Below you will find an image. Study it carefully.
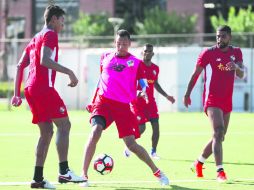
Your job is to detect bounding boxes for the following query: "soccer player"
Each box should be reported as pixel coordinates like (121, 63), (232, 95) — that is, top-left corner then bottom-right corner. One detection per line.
(125, 43), (175, 159)
(11, 5), (84, 189)
(183, 25), (244, 182)
(81, 30), (169, 187)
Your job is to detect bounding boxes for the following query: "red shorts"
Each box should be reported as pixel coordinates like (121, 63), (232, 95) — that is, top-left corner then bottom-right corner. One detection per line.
(90, 95), (140, 139)
(204, 100), (232, 115)
(24, 87), (68, 124)
(131, 98), (159, 125)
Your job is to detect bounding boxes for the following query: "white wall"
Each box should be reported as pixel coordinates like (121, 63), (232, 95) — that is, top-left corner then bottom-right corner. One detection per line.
(55, 46), (253, 112)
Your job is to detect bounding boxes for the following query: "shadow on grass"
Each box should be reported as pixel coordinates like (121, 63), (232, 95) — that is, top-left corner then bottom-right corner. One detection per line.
(226, 179), (254, 186)
(113, 185), (206, 190)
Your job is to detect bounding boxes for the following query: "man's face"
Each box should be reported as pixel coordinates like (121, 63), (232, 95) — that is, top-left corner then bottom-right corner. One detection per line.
(142, 46), (154, 61)
(115, 36), (130, 55)
(216, 30), (231, 49)
(53, 15), (64, 33)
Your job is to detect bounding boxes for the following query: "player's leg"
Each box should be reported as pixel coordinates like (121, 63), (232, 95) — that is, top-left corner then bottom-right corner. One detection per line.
(24, 88), (56, 188)
(31, 122), (55, 189)
(123, 136), (169, 185)
(207, 107), (228, 182)
(116, 101), (169, 185)
(53, 117), (70, 163)
(150, 119), (159, 158)
(35, 122), (54, 176)
(82, 116), (104, 178)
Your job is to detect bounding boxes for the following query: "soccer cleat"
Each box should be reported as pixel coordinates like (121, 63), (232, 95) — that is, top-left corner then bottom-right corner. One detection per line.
(123, 147), (131, 157)
(31, 179), (56, 189)
(191, 160), (204, 178)
(58, 170), (85, 183)
(150, 152), (160, 160)
(217, 170), (227, 182)
(79, 175), (89, 187)
(154, 170), (170, 185)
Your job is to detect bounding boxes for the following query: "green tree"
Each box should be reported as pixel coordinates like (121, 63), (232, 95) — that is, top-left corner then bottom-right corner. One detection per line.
(210, 6), (254, 47)
(72, 12), (114, 36)
(134, 6), (197, 45)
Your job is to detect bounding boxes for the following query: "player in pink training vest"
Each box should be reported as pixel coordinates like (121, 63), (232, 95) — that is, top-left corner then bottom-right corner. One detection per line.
(125, 43), (175, 159)
(183, 25), (245, 182)
(81, 30), (169, 187)
(11, 5), (84, 189)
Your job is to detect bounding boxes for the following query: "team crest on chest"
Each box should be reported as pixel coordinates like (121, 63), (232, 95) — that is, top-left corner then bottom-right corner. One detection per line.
(230, 55), (235, 61)
(127, 60), (134, 67)
(109, 63), (126, 72)
(153, 70), (157, 76)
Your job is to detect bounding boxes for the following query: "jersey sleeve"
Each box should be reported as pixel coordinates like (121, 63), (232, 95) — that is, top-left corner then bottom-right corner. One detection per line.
(235, 48), (243, 63)
(196, 48), (209, 68)
(42, 31), (58, 50)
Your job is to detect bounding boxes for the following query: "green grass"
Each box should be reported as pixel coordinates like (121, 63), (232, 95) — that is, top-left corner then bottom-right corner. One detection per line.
(0, 105), (254, 190)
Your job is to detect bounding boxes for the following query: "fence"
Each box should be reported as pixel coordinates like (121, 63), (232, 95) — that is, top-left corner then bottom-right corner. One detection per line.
(0, 33), (253, 112)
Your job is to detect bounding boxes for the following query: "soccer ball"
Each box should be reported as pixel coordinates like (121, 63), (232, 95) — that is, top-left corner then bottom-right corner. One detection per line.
(93, 154), (114, 175)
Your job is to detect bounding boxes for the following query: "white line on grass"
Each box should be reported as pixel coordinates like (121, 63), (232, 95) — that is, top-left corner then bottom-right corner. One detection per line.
(1, 178), (254, 186)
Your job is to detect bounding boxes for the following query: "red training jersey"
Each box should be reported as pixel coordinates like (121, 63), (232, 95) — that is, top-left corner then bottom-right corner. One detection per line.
(24, 27), (59, 91)
(137, 62), (159, 102)
(197, 45), (243, 113)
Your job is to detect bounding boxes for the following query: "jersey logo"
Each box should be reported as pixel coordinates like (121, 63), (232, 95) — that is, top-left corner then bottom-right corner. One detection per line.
(59, 106), (66, 114)
(230, 55), (236, 61)
(216, 58), (221, 62)
(217, 63), (230, 71)
(153, 70), (157, 75)
(109, 63), (126, 72)
(127, 60), (134, 67)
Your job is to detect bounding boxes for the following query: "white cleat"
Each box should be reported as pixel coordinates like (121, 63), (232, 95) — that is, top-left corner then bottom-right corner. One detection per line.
(79, 175), (89, 187)
(151, 152), (160, 160)
(156, 171), (170, 186)
(124, 148), (131, 158)
(31, 179), (56, 189)
(58, 170), (85, 183)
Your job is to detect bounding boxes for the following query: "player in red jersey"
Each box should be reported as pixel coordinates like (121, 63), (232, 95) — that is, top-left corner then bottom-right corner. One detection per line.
(11, 5), (84, 189)
(125, 44), (175, 159)
(183, 25), (245, 182)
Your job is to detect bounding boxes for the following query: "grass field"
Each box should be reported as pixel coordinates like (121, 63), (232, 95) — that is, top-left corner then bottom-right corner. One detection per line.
(0, 104), (253, 190)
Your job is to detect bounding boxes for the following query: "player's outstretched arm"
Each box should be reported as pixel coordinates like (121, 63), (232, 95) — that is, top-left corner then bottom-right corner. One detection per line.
(154, 80), (175, 104)
(183, 65), (203, 108)
(11, 51), (30, 107)
(41, 46), (78, 87)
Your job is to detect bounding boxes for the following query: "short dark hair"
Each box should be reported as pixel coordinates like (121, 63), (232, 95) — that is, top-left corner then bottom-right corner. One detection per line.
(44, 5), (65, 24)
(116, 29), (131, 40)
(217, 25), (231, 35)
(144, 43), (153, 49)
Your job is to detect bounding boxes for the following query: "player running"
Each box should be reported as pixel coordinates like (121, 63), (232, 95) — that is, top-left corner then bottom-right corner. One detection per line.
(124, 43), (175, 159)
(183, 25), (245, 182)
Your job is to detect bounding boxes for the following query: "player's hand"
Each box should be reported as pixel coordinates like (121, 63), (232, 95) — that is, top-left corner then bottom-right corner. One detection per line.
(68, 71), (78, 87)
(140, 91), (149, 104)
(167, 95), (175, 104)
(183, 95), (191, 108)
(11, 96), (22, 107)
(226, 61), (238, 71)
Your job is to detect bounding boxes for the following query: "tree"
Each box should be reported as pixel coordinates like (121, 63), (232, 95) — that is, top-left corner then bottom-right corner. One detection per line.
(134, 6), (197, 45)
(210, 6), (254, 47)
(72, 12), (114, 36)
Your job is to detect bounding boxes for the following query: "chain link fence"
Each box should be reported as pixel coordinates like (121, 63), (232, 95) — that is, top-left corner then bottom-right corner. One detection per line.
(0, 32), (253, 112)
